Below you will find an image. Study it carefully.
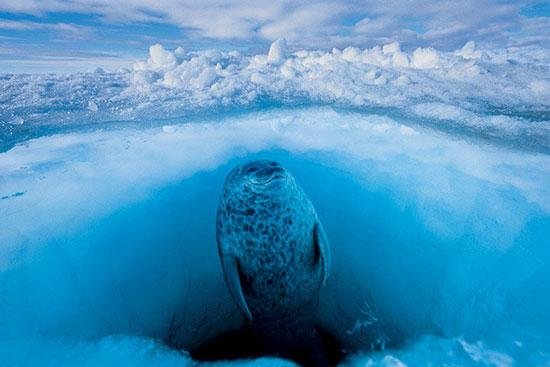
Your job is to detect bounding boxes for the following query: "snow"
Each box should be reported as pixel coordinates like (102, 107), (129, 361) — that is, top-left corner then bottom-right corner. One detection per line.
(1, 40), (548, 153)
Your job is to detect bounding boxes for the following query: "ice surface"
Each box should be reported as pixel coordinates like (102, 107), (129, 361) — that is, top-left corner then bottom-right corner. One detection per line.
(1, 40), (548, 153)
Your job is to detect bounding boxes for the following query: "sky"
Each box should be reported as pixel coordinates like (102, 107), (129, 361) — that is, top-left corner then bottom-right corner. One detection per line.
(0, 0), (548, 73)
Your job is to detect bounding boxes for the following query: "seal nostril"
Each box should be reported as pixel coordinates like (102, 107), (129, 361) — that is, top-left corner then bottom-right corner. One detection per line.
(241, 161), (286, 185)
(254, 167), (275, 180)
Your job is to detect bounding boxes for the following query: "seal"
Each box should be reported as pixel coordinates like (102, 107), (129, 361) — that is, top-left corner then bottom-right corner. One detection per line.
(216, 160), (331, 364)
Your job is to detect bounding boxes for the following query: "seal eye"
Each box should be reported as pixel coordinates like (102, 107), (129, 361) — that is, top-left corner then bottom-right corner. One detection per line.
(246, 167), (258, 173)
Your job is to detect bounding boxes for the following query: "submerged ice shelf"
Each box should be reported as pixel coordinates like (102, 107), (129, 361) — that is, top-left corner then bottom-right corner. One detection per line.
(1, 106), (549, 366)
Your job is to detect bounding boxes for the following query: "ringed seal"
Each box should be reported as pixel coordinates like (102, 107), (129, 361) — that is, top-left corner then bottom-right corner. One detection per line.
(216, 160), (331, 364)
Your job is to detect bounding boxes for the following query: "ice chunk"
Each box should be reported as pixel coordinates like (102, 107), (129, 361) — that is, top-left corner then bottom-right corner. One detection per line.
(342, 47), (361, 62)
(148, 44), (176, 69)
(382, 42), (401, 55)
(174, 46), (186, 57)
(192, 67), (217, 89)
(456, 41), (482, 59)
(411, 47), (440, 69)
(87, 101), (98, 112)
(267, 38), (288, 65)
(391, 51), (409, 67)
(8, 117), (24, 125)
(529, 79), (550, 95)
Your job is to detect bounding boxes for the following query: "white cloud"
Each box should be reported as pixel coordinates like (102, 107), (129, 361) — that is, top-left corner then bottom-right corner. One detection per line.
(511, 15), (550, 47)
(0, 19), (93, 39)
(0, 0), (546, 49)
(259, 2), (346, 41)
(354, 16), (400, 36)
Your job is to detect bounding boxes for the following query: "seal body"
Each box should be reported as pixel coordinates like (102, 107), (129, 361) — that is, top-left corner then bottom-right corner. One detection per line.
(216, 160), (330, 354)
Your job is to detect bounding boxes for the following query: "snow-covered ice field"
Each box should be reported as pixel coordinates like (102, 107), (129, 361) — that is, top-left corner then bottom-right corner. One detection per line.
(1, 40), (549, 366)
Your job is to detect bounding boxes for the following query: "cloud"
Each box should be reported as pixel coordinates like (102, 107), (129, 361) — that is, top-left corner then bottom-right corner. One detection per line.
(0, 19), (94, 39)
(0, 0), (547, 49)
(258, 2), (346, 41)
(512, 15), (550, 47)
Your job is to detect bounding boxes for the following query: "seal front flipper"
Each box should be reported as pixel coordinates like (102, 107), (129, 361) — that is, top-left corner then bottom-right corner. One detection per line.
(313, 221), (331, 286)
(220, 254), (253, 322)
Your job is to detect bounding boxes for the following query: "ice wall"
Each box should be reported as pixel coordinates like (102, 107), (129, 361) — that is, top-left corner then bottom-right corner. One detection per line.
(1, 107), (549, 365)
